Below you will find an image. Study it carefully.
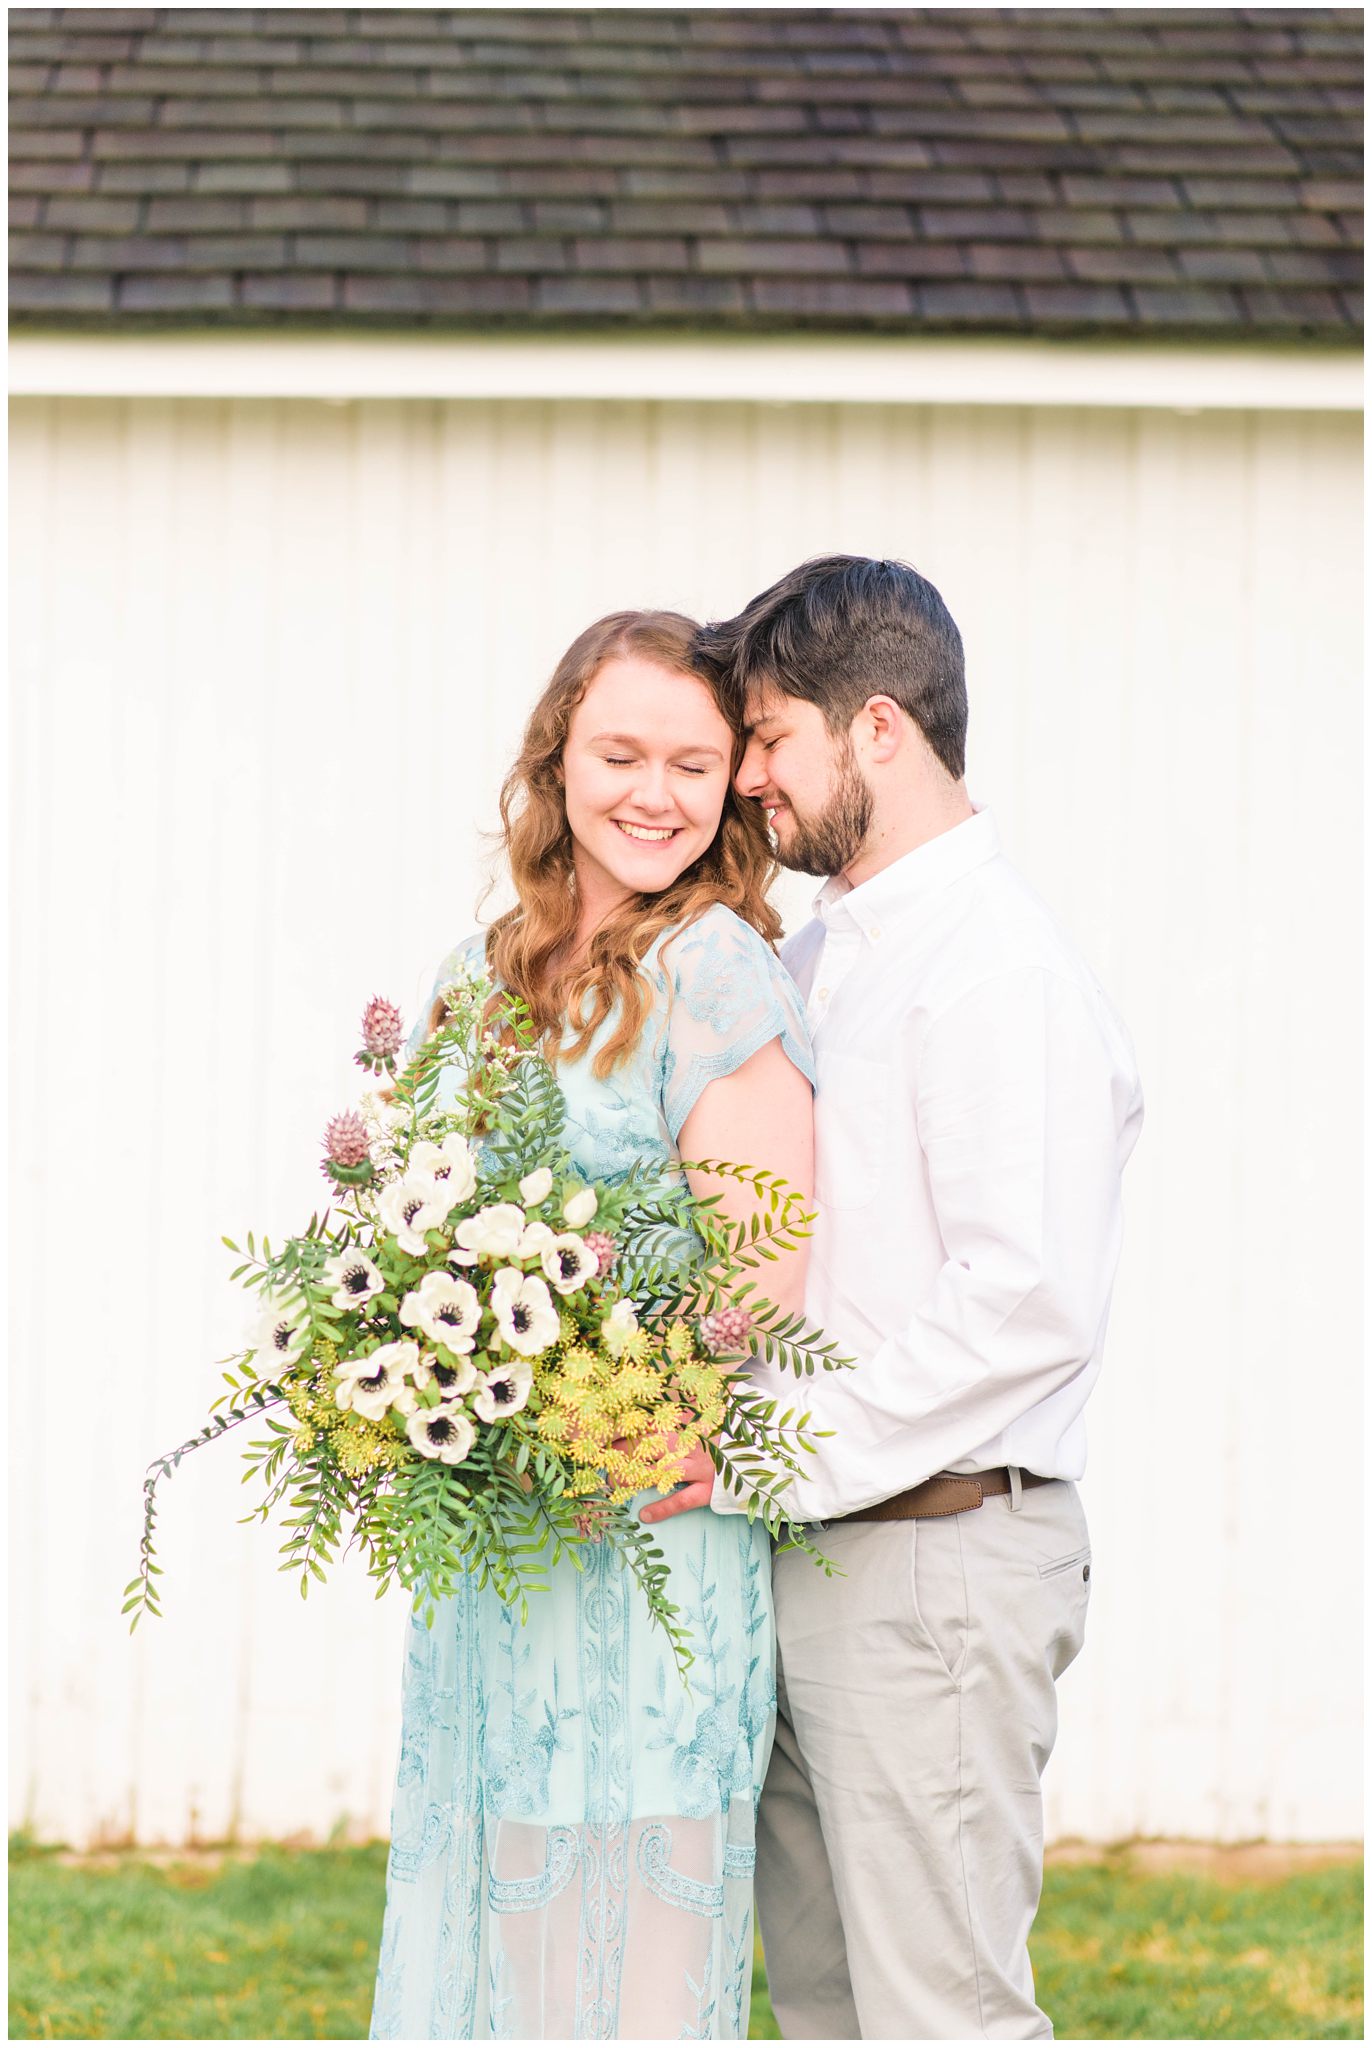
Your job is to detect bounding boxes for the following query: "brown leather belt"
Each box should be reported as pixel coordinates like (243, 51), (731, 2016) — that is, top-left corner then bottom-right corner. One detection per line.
(829, 1468), (1056, 1523)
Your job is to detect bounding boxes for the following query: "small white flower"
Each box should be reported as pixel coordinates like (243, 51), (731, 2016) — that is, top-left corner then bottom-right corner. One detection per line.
(517, 1219), (557, 1261)
(541, 1232), (599, 1297)
(410, 1133), (477, 1208)
(399, 1271), (481, 1355)
(453, 1202), (526, 1261)
(321, 1248), (384, 1313)
(491, 1267), (560, 1356)
(358, 1089), (408, 1170)
(472, 1359), (534, 1424)
(413, 1348), (478, 1400)
(518, 1166), (554, 1206)
(334, 1339), (419, 1422)
(406, 1401), (476, 1465)
(563, 1187), (599, 1229)
(601, 1298), (639, 1359)
(377, 1174), (450, 1256)
(252, 1292), (310, 1371)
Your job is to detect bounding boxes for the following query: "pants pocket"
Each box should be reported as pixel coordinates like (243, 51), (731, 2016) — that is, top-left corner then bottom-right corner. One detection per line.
(1037, 1544), (1092, 1582)
(908, 1520), (968, 1685)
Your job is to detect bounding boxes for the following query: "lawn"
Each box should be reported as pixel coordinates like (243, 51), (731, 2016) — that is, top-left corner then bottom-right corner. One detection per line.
(8, 1838), (1363, 2041)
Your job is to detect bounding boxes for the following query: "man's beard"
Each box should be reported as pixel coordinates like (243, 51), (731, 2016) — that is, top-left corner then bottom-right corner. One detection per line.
(773, 740), (874, 877)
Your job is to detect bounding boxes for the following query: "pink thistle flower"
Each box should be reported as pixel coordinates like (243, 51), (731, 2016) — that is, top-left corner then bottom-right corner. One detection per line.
(360, 995), (405, 1060)
(324, 1109), (370, 1168)
(583, 1231), (617, 1277)
(699, 1304), (753, 1354)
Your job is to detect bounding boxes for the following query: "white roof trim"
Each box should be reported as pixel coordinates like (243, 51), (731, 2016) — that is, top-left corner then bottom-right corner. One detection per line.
(8, 331), (1362, 411)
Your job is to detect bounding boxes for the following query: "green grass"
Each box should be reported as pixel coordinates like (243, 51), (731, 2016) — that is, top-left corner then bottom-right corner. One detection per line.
(8, 1839), (1363, 2040)
(1031, 1860), (1363, 2041)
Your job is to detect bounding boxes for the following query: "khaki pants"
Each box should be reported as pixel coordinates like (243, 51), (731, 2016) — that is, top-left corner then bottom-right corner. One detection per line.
(756, 1479), (1091, 2040)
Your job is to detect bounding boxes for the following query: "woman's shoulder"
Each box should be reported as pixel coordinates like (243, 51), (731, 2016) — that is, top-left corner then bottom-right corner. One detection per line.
(651, 902), (781, 986)
(424, 930), (489, 991)
(407, 932), (489, 1044)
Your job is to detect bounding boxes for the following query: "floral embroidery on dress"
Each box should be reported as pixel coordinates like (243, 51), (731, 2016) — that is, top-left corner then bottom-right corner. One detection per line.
(680, 1949), (718, 2042)
(369, 902), (812, 2040)
(484, 1607), (580, 1818)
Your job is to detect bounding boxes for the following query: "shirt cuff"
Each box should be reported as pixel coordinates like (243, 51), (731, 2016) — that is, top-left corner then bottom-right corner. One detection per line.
(709, 1469), (748, 1517)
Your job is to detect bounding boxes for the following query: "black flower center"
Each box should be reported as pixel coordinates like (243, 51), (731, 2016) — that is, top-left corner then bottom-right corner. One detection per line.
(402, 1198), (424, 1226)
(272, 1324), (295, 1351)
(344, 1265), (371, 1295)
(428, 1417), (454, 1443)
(511, 1305), (531, 1333)
(488, 1376), (516, 1404)
(557, 1249), (580, 1278)
(432, 1362), (458, 1389)
(438, 1305), (463, 1327)
(359, 1368), (387, 1394)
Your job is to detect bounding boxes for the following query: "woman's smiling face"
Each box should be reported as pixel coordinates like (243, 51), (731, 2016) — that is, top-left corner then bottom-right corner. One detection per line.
(561, 655), (734, 919)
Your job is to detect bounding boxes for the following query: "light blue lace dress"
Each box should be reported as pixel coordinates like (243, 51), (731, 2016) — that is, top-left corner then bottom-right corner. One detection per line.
(370, 903), (814, 2042)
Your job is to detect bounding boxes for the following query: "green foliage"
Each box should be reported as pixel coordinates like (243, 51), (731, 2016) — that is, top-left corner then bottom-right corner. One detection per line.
(123, 1388), (287, 1631)
(128, 975), (854, 1682)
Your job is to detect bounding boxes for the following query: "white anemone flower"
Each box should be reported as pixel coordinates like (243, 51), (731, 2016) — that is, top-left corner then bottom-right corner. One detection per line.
(335, 1340), (419, 1422)
(472, 1359), (534, 1424)
(399, 1271), (481, 1355)
(321, 1248), (385, 1313)
(377, 1174), (450, 1256)
(410, 1133), (477, 1208)
(601, 1298), (639, 1359)
(517, 1219), (557, 1261)
(406, 1402), (476, 1465)
(563, 1187), (599, 1229)
(541, 1232), (599, 1297)
(413, 1348), (478, 1400)
(518, 1166), (554, 1206)
(253, 1292), (310, 1371)
(491, 1267), (560, 1357)
(452, 1202), (526, 1261)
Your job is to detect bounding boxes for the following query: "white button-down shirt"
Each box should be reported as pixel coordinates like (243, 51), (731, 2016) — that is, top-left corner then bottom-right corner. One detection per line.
(713, 806), (1144, 1523)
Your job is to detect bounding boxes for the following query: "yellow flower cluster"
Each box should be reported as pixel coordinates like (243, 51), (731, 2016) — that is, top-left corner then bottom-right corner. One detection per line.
(328, 1413), (408, 1478)
(281, 1344), (409, 1479)
(535, 1319), (732, 1506)
(285, 1367), (334, 1426)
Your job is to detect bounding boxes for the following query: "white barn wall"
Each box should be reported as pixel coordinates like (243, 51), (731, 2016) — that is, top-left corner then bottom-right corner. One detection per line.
(9, 393), (1361, 1846)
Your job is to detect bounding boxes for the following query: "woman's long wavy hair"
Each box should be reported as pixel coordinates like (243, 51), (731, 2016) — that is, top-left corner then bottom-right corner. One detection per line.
(477, 610), (781, 1079)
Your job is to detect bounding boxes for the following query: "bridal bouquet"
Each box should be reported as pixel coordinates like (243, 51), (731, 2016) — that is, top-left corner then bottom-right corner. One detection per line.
(125, 965), (847, 1676)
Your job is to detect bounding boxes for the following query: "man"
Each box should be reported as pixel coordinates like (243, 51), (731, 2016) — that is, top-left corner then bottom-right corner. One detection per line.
(642, 556), (1144, 2039)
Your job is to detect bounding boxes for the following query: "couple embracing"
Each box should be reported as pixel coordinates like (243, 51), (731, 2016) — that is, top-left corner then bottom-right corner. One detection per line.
(369, 555), (1144, 2042)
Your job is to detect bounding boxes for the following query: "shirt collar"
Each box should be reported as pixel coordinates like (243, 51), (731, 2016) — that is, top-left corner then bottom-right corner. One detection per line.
(813, 804), (1000, 939)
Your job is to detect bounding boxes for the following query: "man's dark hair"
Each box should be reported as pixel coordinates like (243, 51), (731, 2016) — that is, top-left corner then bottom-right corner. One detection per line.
(701, 554), (967, 779)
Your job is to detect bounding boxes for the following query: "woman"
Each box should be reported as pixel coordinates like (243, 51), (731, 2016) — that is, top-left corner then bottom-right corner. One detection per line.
(370, 611), (816, 2041)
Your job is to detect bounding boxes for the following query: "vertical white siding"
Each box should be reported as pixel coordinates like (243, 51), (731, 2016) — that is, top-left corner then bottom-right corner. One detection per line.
(8, 394), (1361, 1846)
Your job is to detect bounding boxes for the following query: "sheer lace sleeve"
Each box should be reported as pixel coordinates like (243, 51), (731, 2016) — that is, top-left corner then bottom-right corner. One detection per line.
(405, 932), (487, 1061)
(655, 906), (815, 1144)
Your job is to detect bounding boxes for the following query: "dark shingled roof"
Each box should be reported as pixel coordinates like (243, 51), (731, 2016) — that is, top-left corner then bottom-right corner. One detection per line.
(9, 7), (1363, 335)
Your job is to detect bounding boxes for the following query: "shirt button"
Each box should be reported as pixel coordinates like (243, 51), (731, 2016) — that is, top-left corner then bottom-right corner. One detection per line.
(817, 987), (830, 1001)
(1083, 1564), (1091, 1583)
(870, 925), (882, 940)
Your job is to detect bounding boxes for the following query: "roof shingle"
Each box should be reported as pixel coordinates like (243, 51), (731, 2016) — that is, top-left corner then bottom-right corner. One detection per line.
(8, 6), (1363, 334)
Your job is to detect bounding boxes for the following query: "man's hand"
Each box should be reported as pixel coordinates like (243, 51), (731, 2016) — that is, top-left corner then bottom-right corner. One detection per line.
(638, 1444), (715, 1524)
